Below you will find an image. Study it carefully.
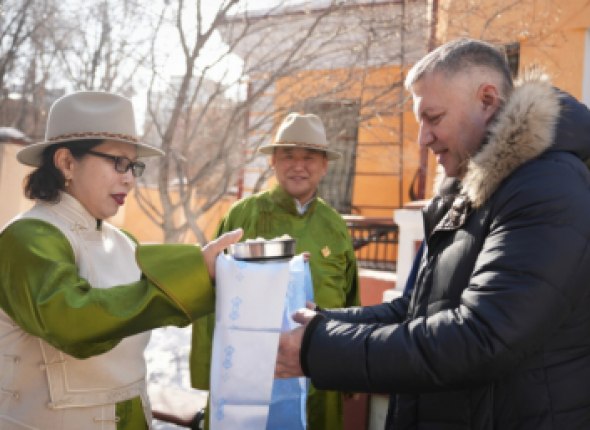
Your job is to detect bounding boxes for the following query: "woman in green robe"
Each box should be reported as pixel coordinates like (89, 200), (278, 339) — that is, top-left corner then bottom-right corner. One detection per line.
(0, 91), (241, 430)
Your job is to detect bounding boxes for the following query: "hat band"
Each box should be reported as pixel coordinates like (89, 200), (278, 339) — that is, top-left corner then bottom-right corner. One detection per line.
(274, 140), (331, 152)
(48, 131), (139, 143)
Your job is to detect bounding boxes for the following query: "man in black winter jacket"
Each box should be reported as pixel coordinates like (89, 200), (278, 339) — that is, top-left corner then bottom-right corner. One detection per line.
(275, 37), (590, 429)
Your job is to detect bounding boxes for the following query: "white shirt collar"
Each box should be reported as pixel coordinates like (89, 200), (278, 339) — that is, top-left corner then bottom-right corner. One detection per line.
(294, 195), (315, 215)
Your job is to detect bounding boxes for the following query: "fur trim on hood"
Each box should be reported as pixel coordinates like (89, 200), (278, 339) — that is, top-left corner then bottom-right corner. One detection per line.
(459, 78), (561, 207)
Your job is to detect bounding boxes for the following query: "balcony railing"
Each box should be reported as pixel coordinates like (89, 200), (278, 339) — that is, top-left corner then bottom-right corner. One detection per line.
(343, 215), (398, 272)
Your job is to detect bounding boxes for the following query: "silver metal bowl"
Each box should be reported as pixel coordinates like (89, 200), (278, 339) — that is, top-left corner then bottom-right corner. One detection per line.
(229, 237), (296, 261)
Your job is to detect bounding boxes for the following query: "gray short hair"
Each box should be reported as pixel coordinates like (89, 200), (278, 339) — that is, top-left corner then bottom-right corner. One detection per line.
(405, 38), (514, 98)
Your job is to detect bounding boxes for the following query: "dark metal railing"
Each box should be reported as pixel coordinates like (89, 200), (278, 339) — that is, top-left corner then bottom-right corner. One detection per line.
(343, 215), (398, 272)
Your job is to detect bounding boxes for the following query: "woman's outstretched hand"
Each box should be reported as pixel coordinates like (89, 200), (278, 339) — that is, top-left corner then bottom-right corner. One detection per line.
(202, 228), (243, 279)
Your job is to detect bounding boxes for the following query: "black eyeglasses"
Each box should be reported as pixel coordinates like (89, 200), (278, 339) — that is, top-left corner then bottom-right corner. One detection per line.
(86, 150), (146, 178)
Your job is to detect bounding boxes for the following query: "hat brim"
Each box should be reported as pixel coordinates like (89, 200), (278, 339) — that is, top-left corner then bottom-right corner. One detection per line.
(258, 143), (341, 161)
(17, 136), (164, 167)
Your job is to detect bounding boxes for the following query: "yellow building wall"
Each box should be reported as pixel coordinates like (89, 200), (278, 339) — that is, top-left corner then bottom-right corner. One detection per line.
(0, 144), (33, 228)
(120, 187), (235, 244)
(120, 0), (589, 242)
(274, 65), (433, 217)
(438, 0), (590, 98)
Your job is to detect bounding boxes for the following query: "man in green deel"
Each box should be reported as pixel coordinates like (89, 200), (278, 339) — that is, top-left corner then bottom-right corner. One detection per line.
(190, 112), (360, 429)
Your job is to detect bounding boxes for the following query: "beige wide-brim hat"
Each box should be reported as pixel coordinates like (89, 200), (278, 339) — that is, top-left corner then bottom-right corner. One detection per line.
(258, 112), (341, 160)
(17, 91), (164, 167)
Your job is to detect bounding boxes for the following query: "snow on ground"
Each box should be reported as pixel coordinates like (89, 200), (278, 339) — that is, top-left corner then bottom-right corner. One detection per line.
(145, 325), (205, 429)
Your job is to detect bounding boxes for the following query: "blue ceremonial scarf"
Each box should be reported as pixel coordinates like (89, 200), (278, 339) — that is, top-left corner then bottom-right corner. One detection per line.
(266, 257), (313, 430)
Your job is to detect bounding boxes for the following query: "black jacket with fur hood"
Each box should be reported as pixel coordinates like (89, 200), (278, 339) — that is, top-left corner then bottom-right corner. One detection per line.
(300, 78), (590, 429)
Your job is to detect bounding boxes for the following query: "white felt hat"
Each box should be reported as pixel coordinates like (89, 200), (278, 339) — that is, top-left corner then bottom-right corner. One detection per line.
(17, 91), (164, 167)
(258, 112), (341, 160)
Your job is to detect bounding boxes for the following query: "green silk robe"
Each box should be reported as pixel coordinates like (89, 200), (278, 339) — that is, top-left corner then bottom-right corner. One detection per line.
(0, 217), (215, 429)
(191, 185), (359, 430)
